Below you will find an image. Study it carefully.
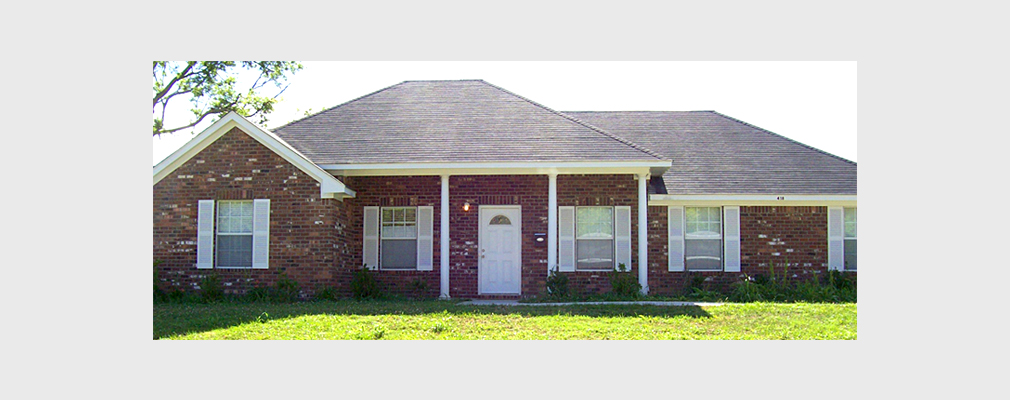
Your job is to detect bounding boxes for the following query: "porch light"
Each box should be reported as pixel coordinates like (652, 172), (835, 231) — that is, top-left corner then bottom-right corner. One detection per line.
(463, 202), (470, 212)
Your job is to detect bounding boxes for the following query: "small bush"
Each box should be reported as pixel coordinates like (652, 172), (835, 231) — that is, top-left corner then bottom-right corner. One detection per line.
(729, 265), (857, 303)
(153, 260), (168, 303)
(315, 285), (339, 301)
(410, 278), (430, 299)
(610, 263), (641, 298)
(199, 273), (224, 303)
(351, 265), (381, 300)
(274, 273), (301, 302)
(241, 273), (301, 303)
(545, 266), (570, 299)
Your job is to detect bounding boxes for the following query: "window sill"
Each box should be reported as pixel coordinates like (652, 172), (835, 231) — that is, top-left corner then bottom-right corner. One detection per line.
(380, 267), (420, 271)
(215, 266), (255, 269)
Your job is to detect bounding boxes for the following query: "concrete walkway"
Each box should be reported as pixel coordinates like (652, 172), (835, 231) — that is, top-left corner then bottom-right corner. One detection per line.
(456, 300), (723, 306)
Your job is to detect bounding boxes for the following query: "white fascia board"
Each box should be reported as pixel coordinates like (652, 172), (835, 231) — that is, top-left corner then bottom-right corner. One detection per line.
(321, 161), (672, 177)
(649, 194), (856, 207)
(153, 112), (355, 200)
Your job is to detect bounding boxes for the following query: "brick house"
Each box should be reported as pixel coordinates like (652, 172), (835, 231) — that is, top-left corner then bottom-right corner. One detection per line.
(153, 80), (857, 299)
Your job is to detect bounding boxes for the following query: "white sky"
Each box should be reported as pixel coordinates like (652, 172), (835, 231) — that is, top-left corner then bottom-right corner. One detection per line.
(152, 61), (856, 165)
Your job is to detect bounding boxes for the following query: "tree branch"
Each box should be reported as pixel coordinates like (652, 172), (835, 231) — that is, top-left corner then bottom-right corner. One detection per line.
(152, 62), (196, 107)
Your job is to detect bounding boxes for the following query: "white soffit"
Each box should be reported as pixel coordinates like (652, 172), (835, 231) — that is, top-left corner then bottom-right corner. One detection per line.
(649, 194), (856, 207)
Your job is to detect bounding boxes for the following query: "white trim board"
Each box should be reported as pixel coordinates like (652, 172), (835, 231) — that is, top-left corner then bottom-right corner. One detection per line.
(649, 194), (856, 207)
(320, 161), (670, 177)
(153, 112), (355, 200)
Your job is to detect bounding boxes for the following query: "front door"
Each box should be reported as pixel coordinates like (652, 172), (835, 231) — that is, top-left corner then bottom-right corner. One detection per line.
(479, 206), (522, 294)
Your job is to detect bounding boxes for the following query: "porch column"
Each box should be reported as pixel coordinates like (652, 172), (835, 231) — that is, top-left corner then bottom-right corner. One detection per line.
(638, 173), (649, 295)
(547, 173), (558, 275)
(440, 174), (450, 299)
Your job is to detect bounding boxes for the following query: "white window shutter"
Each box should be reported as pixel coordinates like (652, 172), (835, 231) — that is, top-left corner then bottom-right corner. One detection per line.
(827, 206), (844, 271)
(416, 206), (434, 271)
(197, 200), (215, 269)
(558, 206), (575, 272)
(614, 206), (632, 270)
(251, 199), (270, 269)
(668, 206), (685, 271)
(363, 207), (380, 270)
(724, 206), (741, 272)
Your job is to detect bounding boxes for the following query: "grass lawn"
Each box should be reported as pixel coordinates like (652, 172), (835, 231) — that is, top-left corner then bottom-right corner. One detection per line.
(153, 300), (856, 340)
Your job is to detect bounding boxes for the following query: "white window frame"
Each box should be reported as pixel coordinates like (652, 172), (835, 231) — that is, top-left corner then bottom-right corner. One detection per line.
(844, 207), (857, 271)
(379, 206), (418, 270)
(215, 200), (254, 269)
(575, 206), (615, 271)
(685, 206), (724, 271)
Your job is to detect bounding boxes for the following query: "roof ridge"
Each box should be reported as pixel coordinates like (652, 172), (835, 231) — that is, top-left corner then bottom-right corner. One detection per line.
(271, 80), (410, 131)
(564, 110), (715, 114)
(401, 79), (485, 83)
(708, 111), (856, 165)
(478, 80), (670, 161)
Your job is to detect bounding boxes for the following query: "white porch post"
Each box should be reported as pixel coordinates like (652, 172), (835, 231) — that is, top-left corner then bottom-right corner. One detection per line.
(547, 173), (558, 275)
(638, 173), (649, 295)
(440, 174), (450, 299)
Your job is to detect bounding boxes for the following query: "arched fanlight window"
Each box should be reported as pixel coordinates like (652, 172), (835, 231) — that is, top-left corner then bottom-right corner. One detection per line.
(489, 215), (512, 225)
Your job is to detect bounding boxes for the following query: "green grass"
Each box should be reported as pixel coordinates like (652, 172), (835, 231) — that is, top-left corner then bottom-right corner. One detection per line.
(154, 300), (856, 340)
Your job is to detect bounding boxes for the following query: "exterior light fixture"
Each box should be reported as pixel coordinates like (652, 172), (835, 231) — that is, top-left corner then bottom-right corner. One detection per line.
(463, 202), (470, 212)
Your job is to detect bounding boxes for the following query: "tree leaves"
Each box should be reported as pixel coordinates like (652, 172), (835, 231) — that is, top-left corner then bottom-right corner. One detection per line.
(152, 61), (302, 136)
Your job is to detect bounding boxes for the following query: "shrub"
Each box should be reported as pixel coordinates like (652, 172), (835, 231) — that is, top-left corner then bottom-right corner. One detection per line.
(199, 273), (224, 303)
(242, 273), (301, 303)
(315, 285), (339, 301)
(410, 278), (430, 299)
(153, 260), (168, 303)
(545, 266), (570, 299)
(610, 263), (641, 298)
(351, 265), (381, 300)
(683, 272), (706, 297)
(273, 273), (301, 302)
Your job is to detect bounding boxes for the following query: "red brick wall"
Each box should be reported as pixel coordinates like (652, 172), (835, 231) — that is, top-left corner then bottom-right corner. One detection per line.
(648, 205), (841, 295)
(340, 176), (442, 298)
(555, 174), (640, 296)
(447, 175), (549, 298)
(153, 127), (344, 298)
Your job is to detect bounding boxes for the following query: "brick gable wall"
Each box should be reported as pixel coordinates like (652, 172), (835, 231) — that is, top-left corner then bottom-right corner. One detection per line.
(153, 127), (342, 298)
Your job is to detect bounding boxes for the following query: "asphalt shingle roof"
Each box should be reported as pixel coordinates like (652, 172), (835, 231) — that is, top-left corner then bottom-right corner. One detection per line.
(273, 80), (666, 164)
(565, 111), (857, 195)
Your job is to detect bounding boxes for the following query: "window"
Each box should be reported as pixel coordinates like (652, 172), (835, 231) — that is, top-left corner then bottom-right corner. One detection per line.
(576, 207), (614, 270)
(685, 207), (722, 271)
(380, 207), (417, 269)
(216, 200), (254, 268)
(844, 208), (857, 271)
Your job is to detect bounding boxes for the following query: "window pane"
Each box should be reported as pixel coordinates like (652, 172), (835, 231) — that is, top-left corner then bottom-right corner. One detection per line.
(844, 240), (857, 271)
(489, 215), (512, 225)
(577, 207), (613, 238)
(218, 201), (253, 234)
(382, 224), (417, 239)
(577, 239), (613, 270)
(686, 207), (721, 237)
(381, 239), (417, 269)
(844, 208), (857, 238)
(686, 239), (722, 271)
(217, 235), (252, 267)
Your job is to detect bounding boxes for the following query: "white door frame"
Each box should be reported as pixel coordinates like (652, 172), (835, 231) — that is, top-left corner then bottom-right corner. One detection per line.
(478, 205), (522, 295)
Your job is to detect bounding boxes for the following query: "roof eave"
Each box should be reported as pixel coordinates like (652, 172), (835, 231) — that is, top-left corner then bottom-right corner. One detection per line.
(153, 112), (355, 200)
(320, 160), (672, 177)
